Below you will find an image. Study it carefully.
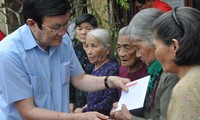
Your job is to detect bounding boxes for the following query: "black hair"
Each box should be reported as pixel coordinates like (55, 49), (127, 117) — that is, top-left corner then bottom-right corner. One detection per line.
(23, 0), (70, 28)
(152, 7), (200, 66)
(75, 13), (98, 28)
(135, 0), (147, 4)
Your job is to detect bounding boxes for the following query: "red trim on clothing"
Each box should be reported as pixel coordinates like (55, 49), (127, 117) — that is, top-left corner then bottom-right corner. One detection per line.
(153, 0), (172, 12)
(0, 31), (6, 41)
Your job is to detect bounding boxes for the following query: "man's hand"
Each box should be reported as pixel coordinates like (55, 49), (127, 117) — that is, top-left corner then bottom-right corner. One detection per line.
(107, 76), (130, 92)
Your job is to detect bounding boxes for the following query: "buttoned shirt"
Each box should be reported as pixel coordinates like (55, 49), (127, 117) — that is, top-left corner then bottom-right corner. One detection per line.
(0, 24), (84, 120)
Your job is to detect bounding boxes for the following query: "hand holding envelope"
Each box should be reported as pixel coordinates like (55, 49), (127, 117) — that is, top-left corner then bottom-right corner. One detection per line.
(115, 75), (150, 111)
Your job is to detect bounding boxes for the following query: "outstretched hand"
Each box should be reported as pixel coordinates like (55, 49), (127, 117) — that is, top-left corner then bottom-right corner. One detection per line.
(107, 76), (130, 92)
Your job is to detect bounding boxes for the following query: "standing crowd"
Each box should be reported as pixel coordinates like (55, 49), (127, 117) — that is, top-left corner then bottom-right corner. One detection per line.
(0, 0), (200, 120)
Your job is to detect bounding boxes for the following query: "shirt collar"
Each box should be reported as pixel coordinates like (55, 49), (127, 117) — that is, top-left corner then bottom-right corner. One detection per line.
(21, 24), (38, 50)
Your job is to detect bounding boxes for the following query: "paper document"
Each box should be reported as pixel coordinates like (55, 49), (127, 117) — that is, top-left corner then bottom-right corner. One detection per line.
(115, 75), (150, 111)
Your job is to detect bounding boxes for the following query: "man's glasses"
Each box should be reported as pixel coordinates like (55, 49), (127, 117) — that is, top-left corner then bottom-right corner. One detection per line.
(41, 24), (68, 35)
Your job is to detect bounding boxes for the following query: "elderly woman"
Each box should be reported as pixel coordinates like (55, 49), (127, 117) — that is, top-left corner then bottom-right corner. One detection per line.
(152, 7), (200, 120)
(110, 8), (179, 120)
(117, 26), (147, 117)
(74, 28), (119, 115)
(117, 26), (147, 82)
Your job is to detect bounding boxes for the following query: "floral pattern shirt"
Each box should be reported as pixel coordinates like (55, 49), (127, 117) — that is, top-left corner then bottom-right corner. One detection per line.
(168, 66), (200, 120)
(82, 60), (119, 115)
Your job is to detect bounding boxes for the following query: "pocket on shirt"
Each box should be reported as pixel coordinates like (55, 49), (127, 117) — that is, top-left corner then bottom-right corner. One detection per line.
(29, 74), (43, 97)
(60, 61), (70, 85)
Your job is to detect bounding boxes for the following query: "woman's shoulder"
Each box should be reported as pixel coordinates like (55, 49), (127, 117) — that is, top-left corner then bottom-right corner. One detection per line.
(100, 60), (119, 76)
(159, 72), (179, 87)
(107, 59), (119, 68)
(161, 72), (179, 80)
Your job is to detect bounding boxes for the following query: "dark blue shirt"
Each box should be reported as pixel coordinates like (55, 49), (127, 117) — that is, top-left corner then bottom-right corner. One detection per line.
(82, 60), (119, 115)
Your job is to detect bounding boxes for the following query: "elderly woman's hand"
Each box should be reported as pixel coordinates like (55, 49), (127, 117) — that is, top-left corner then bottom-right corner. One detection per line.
(110, 104), (132, 120)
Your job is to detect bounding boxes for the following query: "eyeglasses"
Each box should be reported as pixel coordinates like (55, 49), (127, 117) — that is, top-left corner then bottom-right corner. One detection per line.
(172, 7), (184, 31)
(41, 24), (68, 35)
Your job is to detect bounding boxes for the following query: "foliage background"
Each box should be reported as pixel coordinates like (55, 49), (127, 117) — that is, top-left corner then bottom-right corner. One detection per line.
(69, 0), (130, 56)
(0, 0), (131, 57)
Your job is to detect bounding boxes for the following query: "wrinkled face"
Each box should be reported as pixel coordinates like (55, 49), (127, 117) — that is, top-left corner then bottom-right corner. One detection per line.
(31, 13), (70, 51)
(117, 35), (139, 67)
(133, 40), (155, 66)
(152, 39), (178, 73)
(85, 35), (109, 65)
(76, 22), (93, 43)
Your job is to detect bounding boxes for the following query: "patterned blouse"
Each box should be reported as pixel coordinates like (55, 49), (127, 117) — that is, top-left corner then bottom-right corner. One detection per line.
(82, 59), (119, 115)
(168, 66), (200, 120)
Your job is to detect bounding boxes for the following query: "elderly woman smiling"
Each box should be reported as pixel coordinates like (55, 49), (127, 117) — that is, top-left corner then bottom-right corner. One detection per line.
(74, 28), (119, 115)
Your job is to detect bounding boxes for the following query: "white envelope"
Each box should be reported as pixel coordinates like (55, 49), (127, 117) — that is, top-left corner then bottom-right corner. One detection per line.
(115, 75), (150, 111)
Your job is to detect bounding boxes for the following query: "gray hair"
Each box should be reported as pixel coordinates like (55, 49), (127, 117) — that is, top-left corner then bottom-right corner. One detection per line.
(127, 8), (163, 46)
(118, 26), (128, 35)
(152, 7), (200, 66)
(87, 28), (111, 49)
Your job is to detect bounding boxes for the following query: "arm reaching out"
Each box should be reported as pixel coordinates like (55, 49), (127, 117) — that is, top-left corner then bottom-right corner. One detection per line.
(71, 74), (130, 92)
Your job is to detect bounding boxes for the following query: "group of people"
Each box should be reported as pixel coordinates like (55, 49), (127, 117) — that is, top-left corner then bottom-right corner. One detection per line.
(0, 0), (200, 120)
(110, 8), (179, 120)
(70, 14), (120, 115)
(110, 3), (200, 120)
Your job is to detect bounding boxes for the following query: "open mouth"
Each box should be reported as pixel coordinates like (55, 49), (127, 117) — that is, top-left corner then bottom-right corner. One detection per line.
(120, 60), (128, 64)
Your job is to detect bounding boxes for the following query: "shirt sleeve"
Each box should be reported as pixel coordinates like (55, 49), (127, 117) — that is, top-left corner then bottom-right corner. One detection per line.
(62, 34), (84, 77)
(0, 50), (33, 104)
